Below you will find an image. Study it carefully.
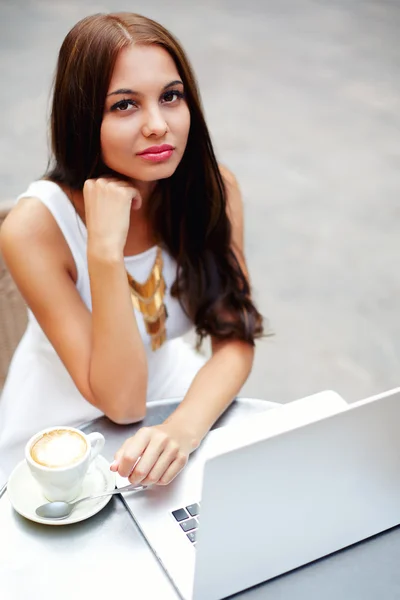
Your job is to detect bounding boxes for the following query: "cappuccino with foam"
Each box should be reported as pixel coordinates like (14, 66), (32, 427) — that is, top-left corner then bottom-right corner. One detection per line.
(30, 429), (88, 468)
(26, 426), (105, 501)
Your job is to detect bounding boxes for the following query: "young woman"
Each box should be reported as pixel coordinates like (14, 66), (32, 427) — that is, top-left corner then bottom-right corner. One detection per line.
(0, 13), (266, 486)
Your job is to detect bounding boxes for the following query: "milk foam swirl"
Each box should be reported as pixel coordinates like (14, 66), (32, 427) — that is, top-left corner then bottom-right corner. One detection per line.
(30, 430), (87, 468)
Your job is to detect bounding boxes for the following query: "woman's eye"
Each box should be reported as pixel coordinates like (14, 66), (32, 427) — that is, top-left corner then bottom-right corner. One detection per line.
(161, 90), (184, 104)
(111, 99), (137, 112)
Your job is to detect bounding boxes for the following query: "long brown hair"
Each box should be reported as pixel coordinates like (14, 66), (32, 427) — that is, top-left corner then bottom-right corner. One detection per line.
(46, 13), (264, 344)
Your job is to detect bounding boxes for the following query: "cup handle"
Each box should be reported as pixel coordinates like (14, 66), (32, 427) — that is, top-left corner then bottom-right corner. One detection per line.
(86, 432), (105, 463)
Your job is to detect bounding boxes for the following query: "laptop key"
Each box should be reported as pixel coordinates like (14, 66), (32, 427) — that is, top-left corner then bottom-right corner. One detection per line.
(187, 531), (197, 543)
(186, 503), (200, 517)
(172, 508), (189, 522)
(180, 518), (197, 532)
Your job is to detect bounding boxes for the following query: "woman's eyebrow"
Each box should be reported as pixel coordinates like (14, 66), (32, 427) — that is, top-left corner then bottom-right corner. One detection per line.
(107, 80), (184, 97)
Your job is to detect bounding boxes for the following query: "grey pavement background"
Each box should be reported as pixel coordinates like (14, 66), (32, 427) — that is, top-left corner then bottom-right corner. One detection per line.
(0, 0), (399, 404)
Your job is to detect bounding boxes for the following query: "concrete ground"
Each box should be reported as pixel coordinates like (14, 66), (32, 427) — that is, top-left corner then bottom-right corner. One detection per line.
(0, 0), (399, 404)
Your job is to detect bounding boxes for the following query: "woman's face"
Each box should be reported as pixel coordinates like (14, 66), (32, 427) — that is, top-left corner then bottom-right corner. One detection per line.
(101, 44), (191, 184)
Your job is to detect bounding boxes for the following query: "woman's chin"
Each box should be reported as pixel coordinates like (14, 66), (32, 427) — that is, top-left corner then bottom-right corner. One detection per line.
(124, 164), (179, 182)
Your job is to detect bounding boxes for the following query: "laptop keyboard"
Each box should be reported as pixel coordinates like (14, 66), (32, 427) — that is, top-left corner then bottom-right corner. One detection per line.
(171, 502), (200, 547)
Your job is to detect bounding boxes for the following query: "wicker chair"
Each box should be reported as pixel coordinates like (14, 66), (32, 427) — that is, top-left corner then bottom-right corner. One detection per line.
(0, 200), (28, 389)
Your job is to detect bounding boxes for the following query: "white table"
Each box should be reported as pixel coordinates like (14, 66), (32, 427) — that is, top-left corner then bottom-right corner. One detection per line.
(2, 398), (400, 600)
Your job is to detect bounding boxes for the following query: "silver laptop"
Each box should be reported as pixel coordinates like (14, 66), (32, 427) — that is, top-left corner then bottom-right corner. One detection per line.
(117, 387), (400, 600)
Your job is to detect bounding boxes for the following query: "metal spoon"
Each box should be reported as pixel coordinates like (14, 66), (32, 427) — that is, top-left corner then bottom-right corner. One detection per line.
(35, 483), (147, 520)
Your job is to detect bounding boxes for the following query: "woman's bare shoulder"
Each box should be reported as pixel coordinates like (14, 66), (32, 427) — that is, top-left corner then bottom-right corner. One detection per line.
(218, 163), (239, 188)
(2, 196), (65, 245)
(0, 196), (75, 275)
(218, 164), (243, 217)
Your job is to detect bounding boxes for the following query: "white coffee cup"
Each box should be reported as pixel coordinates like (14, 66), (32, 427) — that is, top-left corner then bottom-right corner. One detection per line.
(25, 426), (105, 502)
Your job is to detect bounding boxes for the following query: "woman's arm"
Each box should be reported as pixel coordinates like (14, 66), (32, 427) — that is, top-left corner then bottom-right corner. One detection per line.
(85, 248), (148, 423)
(84, 178), (148, 422)
(163, 339), (254, 447)
(0, 181), (147, 424)
(111, 168), (256, 483)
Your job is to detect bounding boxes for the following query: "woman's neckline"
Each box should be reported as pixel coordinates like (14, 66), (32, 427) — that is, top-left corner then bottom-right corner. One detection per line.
(39, 179), (158, 261)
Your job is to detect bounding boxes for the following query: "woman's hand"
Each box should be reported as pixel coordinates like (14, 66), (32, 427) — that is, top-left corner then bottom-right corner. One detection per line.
(110, 423), (198, 486)
(83, 177), (142, 258)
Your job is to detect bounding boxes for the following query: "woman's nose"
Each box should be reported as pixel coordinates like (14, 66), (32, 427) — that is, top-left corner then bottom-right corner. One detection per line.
(141, 107), (168, 138)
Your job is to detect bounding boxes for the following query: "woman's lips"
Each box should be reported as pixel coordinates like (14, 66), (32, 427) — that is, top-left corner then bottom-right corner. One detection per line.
(138, 149), (174, 162)
(137, 144), (174, 163)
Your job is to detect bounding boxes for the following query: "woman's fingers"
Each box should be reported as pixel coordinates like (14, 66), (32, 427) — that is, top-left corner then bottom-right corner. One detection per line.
(83, 177), (142, 255)
(131, 190), (142, 210)
(115, 428), (152, 478)
(114, 427), (174, 483)
(158, 453), (189, 486)
(140, 443), (180, 486)
(110, 425), (191, 486)
(127, 433), (175, 485)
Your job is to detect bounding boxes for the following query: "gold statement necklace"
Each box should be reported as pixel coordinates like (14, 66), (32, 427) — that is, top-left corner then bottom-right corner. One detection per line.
(126, 246), (168, 351)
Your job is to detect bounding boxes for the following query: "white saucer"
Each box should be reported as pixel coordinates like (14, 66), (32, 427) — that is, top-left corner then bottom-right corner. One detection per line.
(7, 455), (115, 526)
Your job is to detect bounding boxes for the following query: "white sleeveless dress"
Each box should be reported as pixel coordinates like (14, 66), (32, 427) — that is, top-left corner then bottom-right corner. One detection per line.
(0, 180), (206, 482)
